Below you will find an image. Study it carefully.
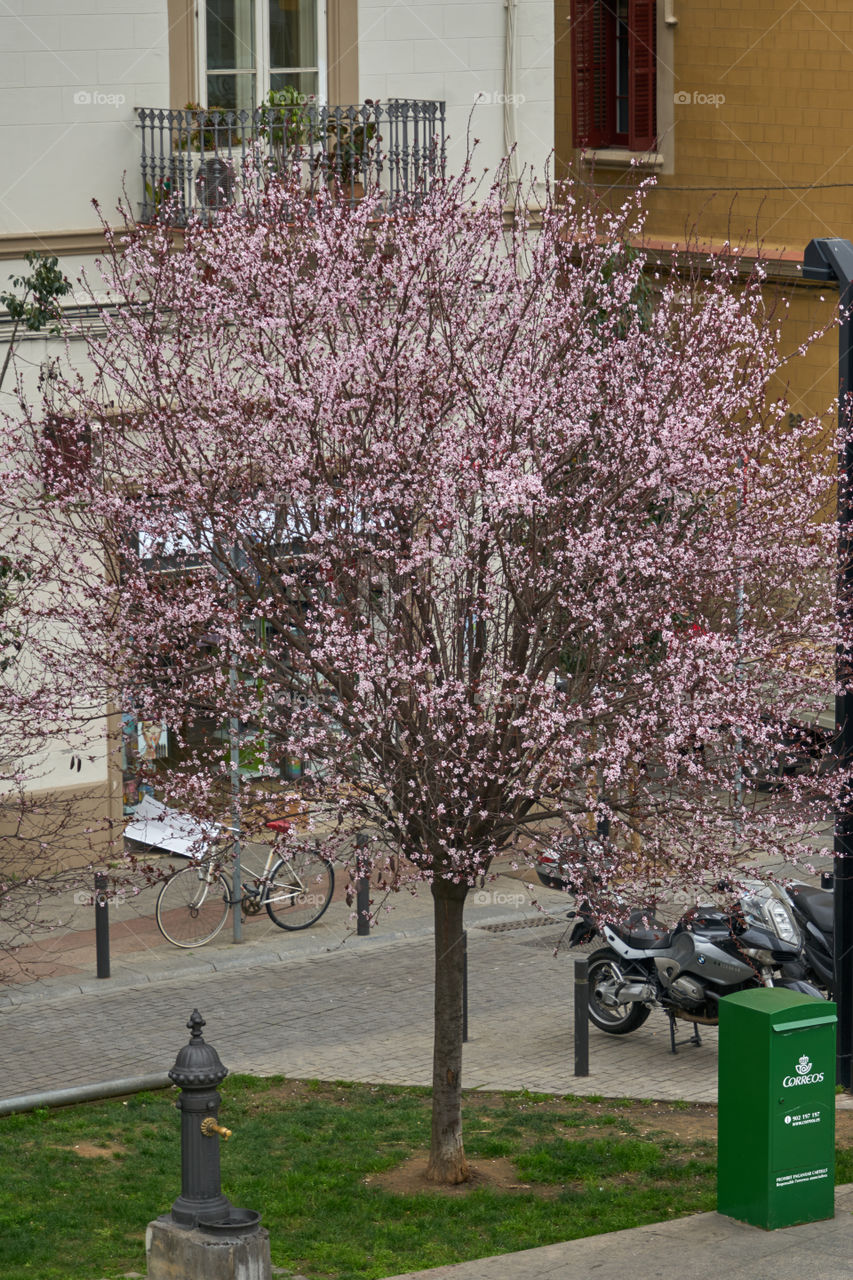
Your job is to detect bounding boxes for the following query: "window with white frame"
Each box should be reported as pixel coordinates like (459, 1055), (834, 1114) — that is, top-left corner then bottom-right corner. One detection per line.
(200, 0), (327, 111)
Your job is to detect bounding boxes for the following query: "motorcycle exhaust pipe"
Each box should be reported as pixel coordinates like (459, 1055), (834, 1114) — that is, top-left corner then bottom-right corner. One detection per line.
(614, 982), (655, 1003)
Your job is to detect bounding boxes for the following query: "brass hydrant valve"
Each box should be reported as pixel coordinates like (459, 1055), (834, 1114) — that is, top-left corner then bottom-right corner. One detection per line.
(201, 1117), (232, 1141)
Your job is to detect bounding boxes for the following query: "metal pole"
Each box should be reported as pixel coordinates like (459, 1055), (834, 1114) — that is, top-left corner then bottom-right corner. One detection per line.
(94, 872), (110, 979)
(229, 692), (242, 944)
(227, 544), (242, 944)
(574, 957), (589, 1076)
(735, 456), (745, 828)
(803, 237), (853, 1088)
(462, 929), (468, 1043)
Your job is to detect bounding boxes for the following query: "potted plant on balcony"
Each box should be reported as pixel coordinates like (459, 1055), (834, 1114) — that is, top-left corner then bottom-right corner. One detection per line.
(322, 104), (379, 202)
(259, 86), (314, 190)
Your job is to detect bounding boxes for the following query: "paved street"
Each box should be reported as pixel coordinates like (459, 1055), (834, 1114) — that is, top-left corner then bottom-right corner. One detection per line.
(2, 845), (838, 1106)
(0, 878), (720, 1104)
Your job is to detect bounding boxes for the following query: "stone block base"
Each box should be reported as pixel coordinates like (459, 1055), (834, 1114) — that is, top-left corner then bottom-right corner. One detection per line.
(146, 1215), (272, 1280)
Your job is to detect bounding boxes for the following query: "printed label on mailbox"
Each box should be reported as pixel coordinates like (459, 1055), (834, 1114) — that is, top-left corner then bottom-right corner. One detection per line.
(782, 1052), (826, 1089)
(784, 1110), (821, 1128)
(775, 1167), (829, 1189)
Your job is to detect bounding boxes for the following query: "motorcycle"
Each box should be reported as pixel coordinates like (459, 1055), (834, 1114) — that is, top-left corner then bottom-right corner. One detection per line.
(569, 881), (824, 1054)
(782, 879), (834, 993)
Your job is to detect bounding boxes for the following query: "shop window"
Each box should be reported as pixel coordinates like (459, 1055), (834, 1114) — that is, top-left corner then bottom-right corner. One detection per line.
(570, 0), (657, 151)
(121, 712), (168, 814)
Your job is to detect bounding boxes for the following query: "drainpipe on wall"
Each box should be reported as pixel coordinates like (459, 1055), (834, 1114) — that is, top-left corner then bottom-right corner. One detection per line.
(504, 0), (519, 184)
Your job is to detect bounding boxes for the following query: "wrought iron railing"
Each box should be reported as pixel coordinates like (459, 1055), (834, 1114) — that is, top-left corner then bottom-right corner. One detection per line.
(137, 100), (446, 224)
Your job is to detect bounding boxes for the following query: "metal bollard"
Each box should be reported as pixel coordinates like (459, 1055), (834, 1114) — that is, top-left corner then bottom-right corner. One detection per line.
(355, 831), (370, 936)
(462, 929), (468, 1043)
(94, 872), (110, 979)
(574, 957), (589, 1077)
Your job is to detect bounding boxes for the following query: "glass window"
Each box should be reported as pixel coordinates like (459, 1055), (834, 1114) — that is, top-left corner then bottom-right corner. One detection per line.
(615, 0), (629, 139)
(207, 0), (255, 70)
(206, 0), (256, 110)
(270, 0), (317, 72)
(204, 0), (320, 107)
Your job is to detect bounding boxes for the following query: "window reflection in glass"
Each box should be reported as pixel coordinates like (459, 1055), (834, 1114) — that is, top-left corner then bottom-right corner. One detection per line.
(207, 0), (255, 70)
(270, 70), (318, 99)
(206, 71), (257, 112)
(207, 0), (256, 111)
(270, 0), (317, 72)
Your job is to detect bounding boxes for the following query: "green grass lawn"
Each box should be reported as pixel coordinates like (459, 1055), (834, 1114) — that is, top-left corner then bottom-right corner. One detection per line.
(0, 1078), (849, 1280)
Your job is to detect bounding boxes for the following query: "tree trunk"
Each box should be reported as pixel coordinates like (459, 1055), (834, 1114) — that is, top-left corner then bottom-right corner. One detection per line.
(426, 876), (470, 1184)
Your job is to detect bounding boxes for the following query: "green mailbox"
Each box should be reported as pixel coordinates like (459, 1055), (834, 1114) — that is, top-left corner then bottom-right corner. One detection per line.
(718, 988), (836, 1229)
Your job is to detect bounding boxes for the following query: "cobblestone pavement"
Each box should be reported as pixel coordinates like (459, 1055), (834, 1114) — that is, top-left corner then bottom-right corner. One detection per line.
(0, 835), (840, 1105)
(0, 908), (718, 1104)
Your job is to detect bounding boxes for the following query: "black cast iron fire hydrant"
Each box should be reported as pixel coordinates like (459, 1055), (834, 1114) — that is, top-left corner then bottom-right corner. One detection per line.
(168, 1008), (238, 1227)
(146, 1010), (270, 1280)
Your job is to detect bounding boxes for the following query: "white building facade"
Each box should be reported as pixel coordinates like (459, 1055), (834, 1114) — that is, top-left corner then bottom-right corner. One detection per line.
(0, 0), (555, 851)
(0, 1), (553, 246)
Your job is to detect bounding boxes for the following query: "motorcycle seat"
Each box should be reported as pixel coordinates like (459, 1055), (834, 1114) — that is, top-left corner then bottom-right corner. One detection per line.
(611, 911), (673, 949)
(789, 884), (834, 935)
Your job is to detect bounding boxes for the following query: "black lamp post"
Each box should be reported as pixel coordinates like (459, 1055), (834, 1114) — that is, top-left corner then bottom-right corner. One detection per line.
(802, 237), (853, 1089)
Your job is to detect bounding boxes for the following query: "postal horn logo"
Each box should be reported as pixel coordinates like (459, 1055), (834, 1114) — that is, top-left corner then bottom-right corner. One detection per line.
(783, 1053), (824, 1088)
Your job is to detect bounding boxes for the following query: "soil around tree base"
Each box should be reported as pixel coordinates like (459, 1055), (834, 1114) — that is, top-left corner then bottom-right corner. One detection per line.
(365, 1099), (853, 1196)
(366, 1155), (531, 1195)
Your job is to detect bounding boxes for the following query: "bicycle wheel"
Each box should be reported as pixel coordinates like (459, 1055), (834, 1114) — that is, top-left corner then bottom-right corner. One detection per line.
(155, 863), (233, 948)
(265, 851), (334, 930)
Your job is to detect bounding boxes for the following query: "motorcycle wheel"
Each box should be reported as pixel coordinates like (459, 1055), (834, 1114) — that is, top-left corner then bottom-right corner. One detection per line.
(587, 947), (652, 1035)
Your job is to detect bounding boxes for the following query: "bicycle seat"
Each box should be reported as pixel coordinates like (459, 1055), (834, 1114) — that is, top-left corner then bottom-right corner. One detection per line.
(265, 818), (292, 834)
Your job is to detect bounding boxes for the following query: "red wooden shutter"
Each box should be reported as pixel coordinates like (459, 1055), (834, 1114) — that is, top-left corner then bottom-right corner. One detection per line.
(42, 414), (92, 486)
(628, 0), (657, 151)
(571, 0), (607, 148)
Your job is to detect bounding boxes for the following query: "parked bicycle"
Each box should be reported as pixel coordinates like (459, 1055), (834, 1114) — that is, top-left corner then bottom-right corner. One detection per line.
(155, 826), (334, 948)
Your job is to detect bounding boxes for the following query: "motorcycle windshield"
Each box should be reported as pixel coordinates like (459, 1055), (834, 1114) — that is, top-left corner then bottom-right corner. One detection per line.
(739, 883), (801, 947)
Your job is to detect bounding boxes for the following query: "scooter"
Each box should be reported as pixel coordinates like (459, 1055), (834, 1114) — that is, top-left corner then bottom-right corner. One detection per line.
(569, 881), (824, 1053)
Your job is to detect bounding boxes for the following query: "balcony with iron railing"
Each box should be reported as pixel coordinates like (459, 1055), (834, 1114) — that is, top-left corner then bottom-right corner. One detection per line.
(137, 100), (446, 224)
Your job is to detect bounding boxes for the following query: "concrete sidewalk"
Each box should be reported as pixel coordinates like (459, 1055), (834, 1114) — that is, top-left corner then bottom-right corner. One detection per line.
(382, 1185), (853, 1280)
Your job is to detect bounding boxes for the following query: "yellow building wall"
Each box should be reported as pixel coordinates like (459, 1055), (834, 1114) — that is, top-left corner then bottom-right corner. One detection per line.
(654, 1), (853, 253)
(554, 0), (853, 425)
